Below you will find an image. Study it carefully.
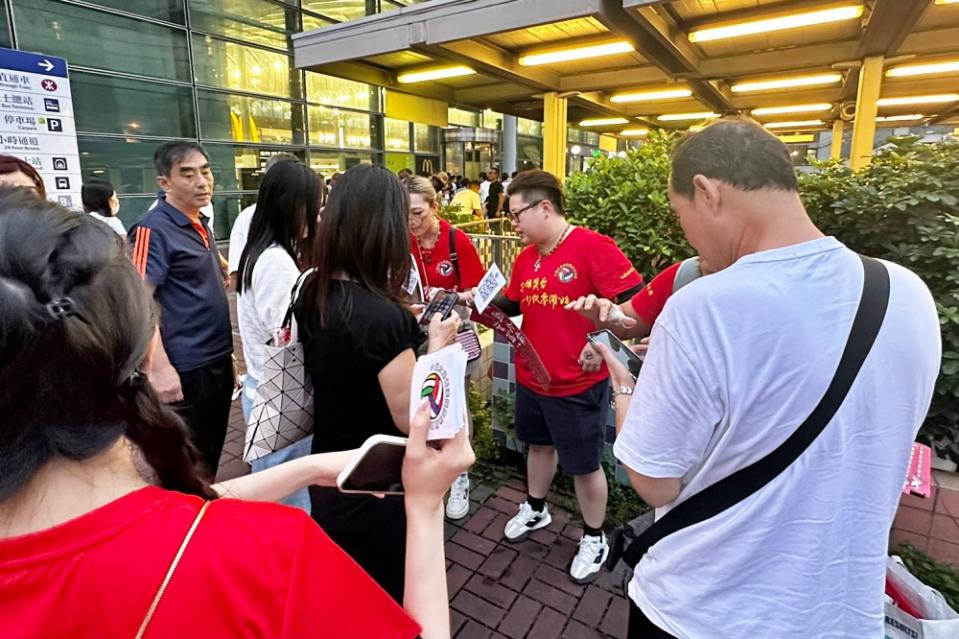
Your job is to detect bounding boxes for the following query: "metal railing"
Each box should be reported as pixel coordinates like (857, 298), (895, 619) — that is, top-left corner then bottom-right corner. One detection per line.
(456, 217), (524, 277)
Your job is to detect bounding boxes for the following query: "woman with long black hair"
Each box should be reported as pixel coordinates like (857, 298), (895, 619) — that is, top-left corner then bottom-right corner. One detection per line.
(296, 164), (464, 603)
(0, 195), (473, 638)
(236, 159), (322, 512)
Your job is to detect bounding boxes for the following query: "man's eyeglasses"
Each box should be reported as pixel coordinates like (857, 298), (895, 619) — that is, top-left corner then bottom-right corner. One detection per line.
(510, 199), (544, 222)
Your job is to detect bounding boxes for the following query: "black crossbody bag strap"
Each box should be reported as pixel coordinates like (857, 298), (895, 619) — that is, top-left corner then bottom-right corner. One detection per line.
(449, 227), (461, 286)
(621, 255), (890, 570)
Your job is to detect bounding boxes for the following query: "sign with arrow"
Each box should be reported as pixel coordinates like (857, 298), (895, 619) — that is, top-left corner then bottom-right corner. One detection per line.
(0, 47), (80, 208)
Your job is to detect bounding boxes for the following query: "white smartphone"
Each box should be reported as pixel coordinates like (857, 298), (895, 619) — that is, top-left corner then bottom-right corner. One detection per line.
(336, 434), (407, 495)
(587, 329), (643, 380)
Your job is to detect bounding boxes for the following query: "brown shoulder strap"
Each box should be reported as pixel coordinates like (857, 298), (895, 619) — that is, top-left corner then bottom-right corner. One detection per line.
(135, 501), (211, 638)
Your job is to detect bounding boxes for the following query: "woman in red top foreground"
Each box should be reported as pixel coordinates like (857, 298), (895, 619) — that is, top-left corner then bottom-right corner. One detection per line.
(0, 194), (473, 638)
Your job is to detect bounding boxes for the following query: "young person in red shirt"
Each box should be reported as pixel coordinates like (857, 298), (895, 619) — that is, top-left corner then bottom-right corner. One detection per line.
(0, 197), (474, 639)
(406, 175), (485, 521)
(474, 170), (643, 584)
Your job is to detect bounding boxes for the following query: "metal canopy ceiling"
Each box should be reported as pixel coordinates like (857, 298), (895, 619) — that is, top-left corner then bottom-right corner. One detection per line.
(293, 0), (959, 134)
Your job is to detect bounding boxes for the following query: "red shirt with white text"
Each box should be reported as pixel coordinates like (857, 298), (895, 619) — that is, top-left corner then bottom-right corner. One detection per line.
(505, 226), (641, 396)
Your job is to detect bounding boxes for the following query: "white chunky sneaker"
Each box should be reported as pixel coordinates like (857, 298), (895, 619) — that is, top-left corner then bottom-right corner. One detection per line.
(503, 501), (552, 542)
(446, 473), (470, 520)
(569, 532), (609, 584)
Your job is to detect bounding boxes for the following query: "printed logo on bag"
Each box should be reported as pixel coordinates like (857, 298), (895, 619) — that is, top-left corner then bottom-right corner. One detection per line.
(555, 263), (577, 284)
(437, 260), (454, 277)
(420, 368), (450, 422)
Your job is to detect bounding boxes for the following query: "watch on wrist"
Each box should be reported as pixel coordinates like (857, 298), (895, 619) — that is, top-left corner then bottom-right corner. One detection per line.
(612, 385), (634, 397)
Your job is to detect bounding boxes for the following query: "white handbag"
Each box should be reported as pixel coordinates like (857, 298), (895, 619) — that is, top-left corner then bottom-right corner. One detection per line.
(243, 270), (314, 462)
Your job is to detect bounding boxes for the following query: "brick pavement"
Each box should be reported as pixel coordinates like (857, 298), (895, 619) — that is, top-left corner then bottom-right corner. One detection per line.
(216, 293), (630, 638)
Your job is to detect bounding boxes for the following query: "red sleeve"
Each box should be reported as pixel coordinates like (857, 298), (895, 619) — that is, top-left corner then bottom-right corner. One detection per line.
(587, 234), (643, 299)
(454, 229), (485, 289)
(281, 516), (421, 639)
(505, 252), (529, 303)
(630, 261), (682, 326)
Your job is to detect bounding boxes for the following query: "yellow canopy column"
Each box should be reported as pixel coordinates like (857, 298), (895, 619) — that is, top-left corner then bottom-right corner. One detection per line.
(542, 92), (568, 180)
(830, 119), (844, 161)
(851, 56), (883, 170)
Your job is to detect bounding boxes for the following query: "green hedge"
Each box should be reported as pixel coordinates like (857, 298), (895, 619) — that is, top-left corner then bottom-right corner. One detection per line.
(564, 133), (959, 463)
(800, 137), (959, 463)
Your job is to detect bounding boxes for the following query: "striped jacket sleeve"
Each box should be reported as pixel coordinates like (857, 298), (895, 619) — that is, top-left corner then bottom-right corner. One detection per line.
(128, 223), (169, 286)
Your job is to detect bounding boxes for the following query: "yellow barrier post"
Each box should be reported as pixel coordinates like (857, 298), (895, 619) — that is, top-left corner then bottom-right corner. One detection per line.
(830, 119), (845, 161)
(542, 92), (568, 179)
(851, 56), (883, 170)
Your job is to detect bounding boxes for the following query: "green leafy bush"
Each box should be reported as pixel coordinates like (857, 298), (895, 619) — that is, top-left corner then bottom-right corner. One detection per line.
(799, 137), (959, 463)
(893, 543), (959, 611)
(564, 131), (959, 463)
(565, 129), (693, 277)
(440, 202), (475, 227)
(469, 387), (505, 464)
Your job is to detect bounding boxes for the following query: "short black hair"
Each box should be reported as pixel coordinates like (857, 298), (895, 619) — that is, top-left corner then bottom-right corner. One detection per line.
(153, 141), (208, 177)
(670, 117), (798, 199)
(81, 179), (115, 217)
(507, 169), (564, 215)
(469, 179), (481, 188)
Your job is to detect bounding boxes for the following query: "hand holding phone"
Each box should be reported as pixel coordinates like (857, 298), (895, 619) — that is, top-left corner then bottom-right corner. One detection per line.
(587, 329), (643, 380)
(418, 291), (459, 326)
(337, 435), (407, 495)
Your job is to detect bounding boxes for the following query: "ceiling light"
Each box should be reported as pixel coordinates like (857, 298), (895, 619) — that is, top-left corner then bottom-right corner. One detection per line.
(688, 4), (864, 43)
(620, 128), (649, 137)
(397, 65), (475, 84)
(886, 60), (959, 78)
(876, 114), (927, 122)
(778, 134), (815, 143)
(764, 119), (825, 129)
(578, 117), (630, 126)
(610, 88), (692, 103)
(877, 94), (959, 106)
(935, 0), (959, 5)
(751, 103), (833, 116)
(519, 41), (634, 66)
(657, 111), (719, 121)
(731, 73), (842, 93)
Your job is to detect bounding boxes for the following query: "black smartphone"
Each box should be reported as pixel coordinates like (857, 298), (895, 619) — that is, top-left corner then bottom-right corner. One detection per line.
(587, 329), (643, 380)
(336, 435), (407, 495)
(419, 291), (459, 326)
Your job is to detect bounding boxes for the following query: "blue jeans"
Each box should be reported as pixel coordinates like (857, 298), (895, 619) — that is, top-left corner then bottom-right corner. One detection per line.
(242, 373), (313, 514)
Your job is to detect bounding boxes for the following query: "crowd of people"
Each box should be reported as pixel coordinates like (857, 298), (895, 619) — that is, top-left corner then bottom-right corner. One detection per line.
(0, 117), (942, 639)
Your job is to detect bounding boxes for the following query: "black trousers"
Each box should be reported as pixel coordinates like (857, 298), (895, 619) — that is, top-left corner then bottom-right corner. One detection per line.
(310, 486), (407, 604)
(628, 600), (677, 638)
(174, 355), (234, 479)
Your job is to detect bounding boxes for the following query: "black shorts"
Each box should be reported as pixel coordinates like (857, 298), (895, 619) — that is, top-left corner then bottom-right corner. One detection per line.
(515, 381), (608, 475)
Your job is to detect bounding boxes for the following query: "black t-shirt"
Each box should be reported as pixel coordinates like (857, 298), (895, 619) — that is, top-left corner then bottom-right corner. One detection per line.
(486, 180), (504, 219)
(295, 279), (424, 454)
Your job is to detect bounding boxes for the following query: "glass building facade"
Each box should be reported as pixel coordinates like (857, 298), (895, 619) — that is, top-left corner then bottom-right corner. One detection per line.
(1, 0), (429, 237)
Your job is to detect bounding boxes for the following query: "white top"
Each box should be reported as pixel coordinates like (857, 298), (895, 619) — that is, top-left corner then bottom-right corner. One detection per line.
(479, 179), (490, 206)
(228, 203), (256, 274)
(236, 244), (301, 384)
(614, 237), (941, 639)
(88, 211), (125, 236)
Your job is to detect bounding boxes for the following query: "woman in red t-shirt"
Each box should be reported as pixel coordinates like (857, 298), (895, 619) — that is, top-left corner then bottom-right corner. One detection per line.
(0, 199), (473, 639)
(405, 175), (485, 298)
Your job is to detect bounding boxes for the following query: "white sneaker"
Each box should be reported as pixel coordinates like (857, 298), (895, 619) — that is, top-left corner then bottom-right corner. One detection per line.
(570, 532), (609, 584)
(504, 502), (552, 542)
(446, 473), (470, 520)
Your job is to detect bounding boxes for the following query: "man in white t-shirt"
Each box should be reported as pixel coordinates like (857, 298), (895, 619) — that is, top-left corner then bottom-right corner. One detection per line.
(599, 119), (941, 638)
